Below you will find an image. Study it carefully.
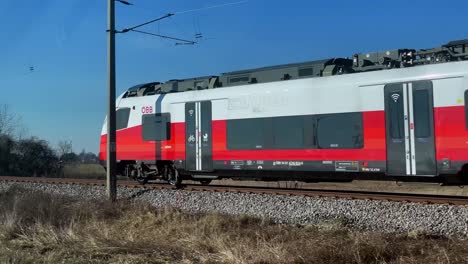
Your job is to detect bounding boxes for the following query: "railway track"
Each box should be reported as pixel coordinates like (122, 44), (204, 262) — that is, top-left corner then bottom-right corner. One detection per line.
(1, 176), (468, 205)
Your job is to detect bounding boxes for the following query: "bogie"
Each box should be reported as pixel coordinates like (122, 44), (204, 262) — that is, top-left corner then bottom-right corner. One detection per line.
(118, 160), (181, 186)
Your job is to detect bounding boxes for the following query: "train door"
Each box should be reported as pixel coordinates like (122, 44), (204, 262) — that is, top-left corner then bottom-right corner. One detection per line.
(185, 101), (213, 171)
(384, 81), (436, 176)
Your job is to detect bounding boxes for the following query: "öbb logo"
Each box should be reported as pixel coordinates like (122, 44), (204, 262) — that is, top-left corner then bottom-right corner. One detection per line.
(141, 106), (153, 114)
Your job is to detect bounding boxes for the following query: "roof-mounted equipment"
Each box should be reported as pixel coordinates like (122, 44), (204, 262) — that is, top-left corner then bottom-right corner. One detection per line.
(122, 39), (468, 97)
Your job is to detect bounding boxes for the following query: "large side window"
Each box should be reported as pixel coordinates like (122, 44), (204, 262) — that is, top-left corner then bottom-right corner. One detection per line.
(465, 90), (468, 130)
(142, 113), (171, 141)
(227, 114), (363, 150)
(317, 113), (363, 149)
(227, 118), (266, 150)
(116, 108), (130, 130)
(413, 89), (431, 138)
(272, 116), (304, 149)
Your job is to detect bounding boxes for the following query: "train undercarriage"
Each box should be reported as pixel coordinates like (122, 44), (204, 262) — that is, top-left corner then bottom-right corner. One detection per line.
(118, 161), (182, 186)
(113, 160), (468, 188)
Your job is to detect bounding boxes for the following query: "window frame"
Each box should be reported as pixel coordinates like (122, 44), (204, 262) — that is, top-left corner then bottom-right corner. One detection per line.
(316, 112), (364, 149)
(116, 108), (131, 131)
(226, 117), (268, 150)
(388, 91), (405, 139)
(142, 113), (171, 141)
(413, 89), (431, 138)
(271, 115), (307, 149)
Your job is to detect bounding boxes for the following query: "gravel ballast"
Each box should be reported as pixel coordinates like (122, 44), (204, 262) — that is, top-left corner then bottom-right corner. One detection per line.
(1, 181), (468, 237)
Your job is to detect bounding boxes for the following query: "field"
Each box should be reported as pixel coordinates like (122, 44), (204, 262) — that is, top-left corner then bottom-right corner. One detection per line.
(0, 187), (468, 263)
(60, 164), (106, 179)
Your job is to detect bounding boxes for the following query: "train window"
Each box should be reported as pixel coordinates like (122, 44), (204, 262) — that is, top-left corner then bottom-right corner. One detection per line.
(272, 116), (304, 149)
(116, 108), (130, 130)
(142, 113), (171, 141)
(388, 91), (405, 139)
(465, 90), (468, 130)
(413, 90), (430, 137)
(316, 113), (363, 149)
(227, 118), (266, 150)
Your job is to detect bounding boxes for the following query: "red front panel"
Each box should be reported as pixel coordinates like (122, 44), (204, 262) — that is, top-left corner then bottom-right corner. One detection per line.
(100, 122), (186, 161)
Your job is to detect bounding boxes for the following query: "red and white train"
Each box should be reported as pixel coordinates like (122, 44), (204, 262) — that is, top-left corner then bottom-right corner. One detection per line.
(99, 40), (468, 185)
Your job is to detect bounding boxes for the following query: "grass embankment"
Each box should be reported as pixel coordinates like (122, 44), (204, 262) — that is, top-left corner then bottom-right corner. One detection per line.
(60, 164), (106, 179)
(0, 187), (467, 263)
(61, 164), (127, 180)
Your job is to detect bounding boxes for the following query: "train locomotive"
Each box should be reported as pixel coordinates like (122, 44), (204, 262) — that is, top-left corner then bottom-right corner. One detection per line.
(99, 39), (468, 186)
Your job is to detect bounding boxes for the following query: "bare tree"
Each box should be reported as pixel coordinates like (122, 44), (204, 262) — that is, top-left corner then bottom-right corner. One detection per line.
(57, 139), (73, 158)
(0, 104), (23, 138)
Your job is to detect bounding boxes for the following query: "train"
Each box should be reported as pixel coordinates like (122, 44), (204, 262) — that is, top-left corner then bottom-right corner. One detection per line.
(99, 39), (468, 186)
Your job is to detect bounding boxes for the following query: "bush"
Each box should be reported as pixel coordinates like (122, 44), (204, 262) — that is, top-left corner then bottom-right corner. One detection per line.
(60, 152), (79, 163)
(0, 134), (14, 175)
(0, 136), (59, 177)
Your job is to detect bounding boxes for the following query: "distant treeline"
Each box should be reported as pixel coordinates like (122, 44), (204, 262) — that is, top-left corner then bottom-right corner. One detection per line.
(0, 104), (99, 177)
(0, 134), (99, 177)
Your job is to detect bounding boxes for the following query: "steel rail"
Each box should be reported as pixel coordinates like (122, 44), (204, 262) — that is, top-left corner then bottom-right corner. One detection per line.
(1, 176), (468, 205)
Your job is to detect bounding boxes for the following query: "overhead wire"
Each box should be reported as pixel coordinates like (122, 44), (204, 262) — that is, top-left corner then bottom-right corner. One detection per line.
(174, 0), (249, 15)
(129, 29), (196, 44)
(119, 13), (174, 33)
(117, 0), (249, 45)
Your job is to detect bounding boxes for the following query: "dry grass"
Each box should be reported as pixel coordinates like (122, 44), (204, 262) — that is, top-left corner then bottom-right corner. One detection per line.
(60, 164), (128, 180)
(1, 187), (468, 263)
(60, 164), (106, 179)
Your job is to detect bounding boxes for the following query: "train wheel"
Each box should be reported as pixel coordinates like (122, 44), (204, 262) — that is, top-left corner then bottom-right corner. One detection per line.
(136, 175), (148, 185)
(200, 180), (212, 186)
(131, 167), (148, 185)
(167, 165), (182, 188)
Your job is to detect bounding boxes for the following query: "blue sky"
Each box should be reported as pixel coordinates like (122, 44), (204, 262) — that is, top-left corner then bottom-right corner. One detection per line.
(0, 0), (467, 154)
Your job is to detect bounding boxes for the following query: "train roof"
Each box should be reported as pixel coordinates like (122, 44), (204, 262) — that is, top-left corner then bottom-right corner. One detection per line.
(122, 39), (468, 99)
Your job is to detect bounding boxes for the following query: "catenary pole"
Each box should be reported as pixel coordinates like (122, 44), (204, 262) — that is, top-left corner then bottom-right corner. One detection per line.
(106, 0), (117, 202)
(104, 0), (206, 201)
